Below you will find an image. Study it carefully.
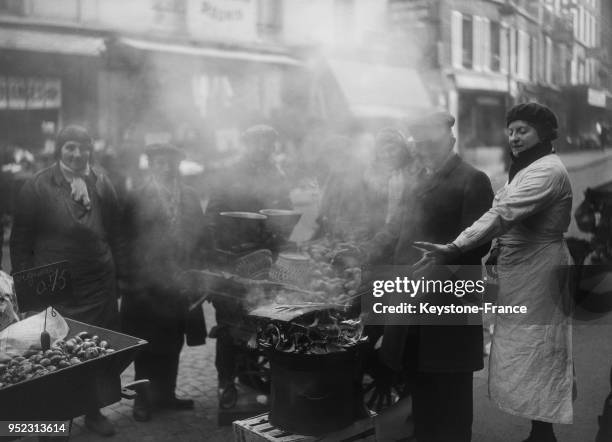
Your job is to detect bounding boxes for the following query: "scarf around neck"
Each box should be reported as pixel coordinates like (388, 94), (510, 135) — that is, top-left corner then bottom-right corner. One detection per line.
(59, 161), (92, 210)
(508, 141), (553, 183)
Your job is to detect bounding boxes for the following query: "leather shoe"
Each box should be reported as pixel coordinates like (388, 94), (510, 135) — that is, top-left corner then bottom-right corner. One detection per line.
(133, 398), (151, 422)
(85, 411), (116, 437)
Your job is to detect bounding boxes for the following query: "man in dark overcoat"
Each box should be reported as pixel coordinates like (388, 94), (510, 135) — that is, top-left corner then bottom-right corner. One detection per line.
(363, 112), (494, 442)
(121, 143), (209, 421)
(205, 125), (293, 406)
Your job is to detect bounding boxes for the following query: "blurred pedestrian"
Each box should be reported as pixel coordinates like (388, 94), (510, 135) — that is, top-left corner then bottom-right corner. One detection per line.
(364, 128), (421, 232)
(121, 143), (209, 422)
(207, 124), (292, 220)
(10, 125), (122, 437)
(312, 135), (372, 242)
(206, 125), (292, 407)
(341, 111), (494, 442)
(415, 103), (573, 442)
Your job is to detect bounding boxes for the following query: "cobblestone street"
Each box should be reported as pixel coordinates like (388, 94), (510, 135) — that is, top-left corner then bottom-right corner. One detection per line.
(65, 304), (234, 442)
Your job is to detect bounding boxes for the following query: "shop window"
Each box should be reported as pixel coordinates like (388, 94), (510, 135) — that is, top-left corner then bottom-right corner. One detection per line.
(0, 0), (24, 15)
(490, 21), (501, 72)
(462, 14), (473, 69)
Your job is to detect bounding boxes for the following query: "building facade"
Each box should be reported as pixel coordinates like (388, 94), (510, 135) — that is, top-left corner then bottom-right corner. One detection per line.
(386, 0), (612, 152)
(0, 0), (300, 159)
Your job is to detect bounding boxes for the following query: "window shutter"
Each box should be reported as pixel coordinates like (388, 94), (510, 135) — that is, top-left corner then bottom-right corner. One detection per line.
(500, 23), (508, 74)
(451, 10), (463, 68)
(482, 17), (491, 71)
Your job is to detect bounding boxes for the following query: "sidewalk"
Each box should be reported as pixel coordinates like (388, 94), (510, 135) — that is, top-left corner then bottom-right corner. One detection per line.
(558, 148), (612, 172)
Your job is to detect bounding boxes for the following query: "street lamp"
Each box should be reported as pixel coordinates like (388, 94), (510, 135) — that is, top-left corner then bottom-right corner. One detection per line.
(499, 0), (516, 108)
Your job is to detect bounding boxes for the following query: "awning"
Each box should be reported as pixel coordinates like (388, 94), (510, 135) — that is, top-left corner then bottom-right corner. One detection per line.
(0, 28), (105, 56)
(118, 37), (302, 66)
(326, 59), (432, 119)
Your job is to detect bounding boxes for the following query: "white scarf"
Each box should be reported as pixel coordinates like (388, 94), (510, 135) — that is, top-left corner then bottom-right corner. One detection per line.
(59, 161), (92, 211)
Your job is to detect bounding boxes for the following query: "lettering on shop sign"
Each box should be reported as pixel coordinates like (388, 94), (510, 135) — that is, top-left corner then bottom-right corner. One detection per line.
(201, 1), (244, 21)
(0, 77), (61, 110)
(188, 0), (255, 40)
(13, 261), (73, 312)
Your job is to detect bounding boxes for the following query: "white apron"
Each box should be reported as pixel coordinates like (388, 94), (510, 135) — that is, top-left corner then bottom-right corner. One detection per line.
(455, 154), (574, 423)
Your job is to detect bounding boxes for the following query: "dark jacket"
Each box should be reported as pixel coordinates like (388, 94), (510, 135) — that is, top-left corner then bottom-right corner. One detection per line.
(10, 163), (122, 329)
(367, 154), (494, 372)
(121, 178), (210, 353)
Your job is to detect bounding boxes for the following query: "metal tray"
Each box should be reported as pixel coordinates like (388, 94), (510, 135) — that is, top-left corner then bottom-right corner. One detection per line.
(0, 318), (147, 420)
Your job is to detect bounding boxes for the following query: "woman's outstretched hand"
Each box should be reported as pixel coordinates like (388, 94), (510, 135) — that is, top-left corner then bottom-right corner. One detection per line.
(412, 242), (461, 279)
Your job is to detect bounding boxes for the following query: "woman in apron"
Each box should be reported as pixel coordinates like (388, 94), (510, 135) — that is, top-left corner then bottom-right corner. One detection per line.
(415, 103), (573, 442)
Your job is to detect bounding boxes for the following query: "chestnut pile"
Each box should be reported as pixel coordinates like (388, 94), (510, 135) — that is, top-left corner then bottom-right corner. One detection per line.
(0, 331), (114, 388)
(299, 240), (363, 301)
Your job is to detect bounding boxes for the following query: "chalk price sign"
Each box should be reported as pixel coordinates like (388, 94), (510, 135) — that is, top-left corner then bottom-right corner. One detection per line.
(13, 261), (73, 312)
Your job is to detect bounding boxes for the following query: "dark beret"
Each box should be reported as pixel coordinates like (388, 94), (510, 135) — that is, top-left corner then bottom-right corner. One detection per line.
(145, 143), (186, 160)
(506, 102), (558, 141)
(55, 125), (93, 158)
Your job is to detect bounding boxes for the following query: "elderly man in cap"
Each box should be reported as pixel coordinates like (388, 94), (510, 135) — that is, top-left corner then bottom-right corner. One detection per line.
(206, 124), (293, 406)
(207, 124), (292, 219)
(121, 143), (209, 422)
(343, 111), (494, 442)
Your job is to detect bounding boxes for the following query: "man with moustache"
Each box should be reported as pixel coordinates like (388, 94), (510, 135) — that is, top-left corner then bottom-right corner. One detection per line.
(342, 112), (494, 442)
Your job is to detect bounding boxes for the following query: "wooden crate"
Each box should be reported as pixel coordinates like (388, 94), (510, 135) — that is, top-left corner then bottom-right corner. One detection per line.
(233, 412), (377, 442)
(217, 384), (270, 426)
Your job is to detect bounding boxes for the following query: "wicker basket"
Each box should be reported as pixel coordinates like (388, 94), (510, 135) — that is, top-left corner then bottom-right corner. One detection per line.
(269, 253), (313, 289)
(234, 250), (274, 280)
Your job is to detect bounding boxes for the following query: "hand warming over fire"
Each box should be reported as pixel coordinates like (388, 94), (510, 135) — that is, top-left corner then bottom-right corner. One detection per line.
(412, 242), (462, 277)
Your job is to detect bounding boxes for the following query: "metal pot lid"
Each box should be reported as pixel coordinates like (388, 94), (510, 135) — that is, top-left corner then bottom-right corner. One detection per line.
(219, 211), (267, 220)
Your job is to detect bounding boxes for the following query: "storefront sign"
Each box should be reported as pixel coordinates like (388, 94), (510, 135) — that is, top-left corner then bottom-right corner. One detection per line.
(588, 88), (607, 108)
(0, 77), (61, 109)
(187, 0), (256, 41)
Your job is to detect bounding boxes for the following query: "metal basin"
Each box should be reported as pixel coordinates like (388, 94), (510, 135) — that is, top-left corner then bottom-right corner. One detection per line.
(217, 212), (268, 250)
(259, 209), (302, 241)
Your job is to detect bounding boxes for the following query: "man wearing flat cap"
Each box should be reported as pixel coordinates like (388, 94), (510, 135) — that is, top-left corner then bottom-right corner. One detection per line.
(353, 111), (494, 441)
(205, 124), (293, 406)
(121, 143), (209, 421)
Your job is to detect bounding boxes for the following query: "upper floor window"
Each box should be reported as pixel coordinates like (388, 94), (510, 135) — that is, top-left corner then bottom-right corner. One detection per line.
(462, 14), (473, 69)
(490, 21), (501, 72)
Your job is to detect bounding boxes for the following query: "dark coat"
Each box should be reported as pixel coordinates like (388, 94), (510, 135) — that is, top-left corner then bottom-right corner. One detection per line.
(367, 154), (494, 373)
(10, 163), (122, 329)
(120, 178), (210, 354)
